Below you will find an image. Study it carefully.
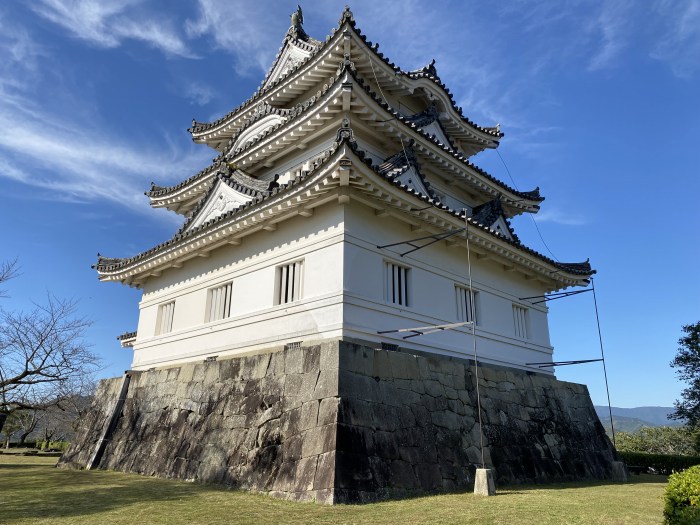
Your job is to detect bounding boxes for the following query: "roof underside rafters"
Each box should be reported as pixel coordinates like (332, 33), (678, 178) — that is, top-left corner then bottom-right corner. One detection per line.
(150, 68), (540, 217)
(342, 70), (541, 215)
(98, 134), (591, 292)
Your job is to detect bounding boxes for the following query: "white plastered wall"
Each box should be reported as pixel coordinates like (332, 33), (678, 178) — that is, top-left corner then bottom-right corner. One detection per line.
(340, 204), (554, 373)
(132, 203), (345, 369)
(130, 198), (556, 374)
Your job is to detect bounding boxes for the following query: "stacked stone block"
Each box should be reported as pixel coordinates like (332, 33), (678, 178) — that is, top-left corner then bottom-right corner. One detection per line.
(60, 340), (616, 504)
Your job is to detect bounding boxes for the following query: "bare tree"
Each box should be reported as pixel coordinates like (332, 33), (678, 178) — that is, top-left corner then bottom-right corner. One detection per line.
(0, 259), (19, 298)
(2, 408), (49, 448)
(0, 296), (99, 418)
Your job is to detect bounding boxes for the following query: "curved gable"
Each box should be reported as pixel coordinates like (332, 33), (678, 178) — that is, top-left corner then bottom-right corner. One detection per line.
(230, 114), (287, 154)
(187, 178), (257, 232)
(263, 42), (313, 89)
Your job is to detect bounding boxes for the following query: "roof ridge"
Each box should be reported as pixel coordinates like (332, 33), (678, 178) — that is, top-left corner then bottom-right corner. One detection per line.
(340, 138), (590, 277)
(190, 8), (501, 142)
(223, 67), (347, 159)
(146, 156), (222, 198)
(348, 68), (542, 203)
(97, 128), (591, 282)
(94, 130), (356, 274)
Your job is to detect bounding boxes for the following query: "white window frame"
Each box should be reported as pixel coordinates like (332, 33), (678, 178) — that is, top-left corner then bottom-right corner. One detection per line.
(385, 261), (410, 307)
(512, 304), (529, 339)
(455, 285), (478, 325)
(206, 281), (233, 322)
(156, 301), (175, 335)
(275, 260), (303, 305)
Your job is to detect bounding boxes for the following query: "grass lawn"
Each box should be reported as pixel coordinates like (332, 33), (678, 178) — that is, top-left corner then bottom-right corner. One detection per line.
(0, 455), (665, 525)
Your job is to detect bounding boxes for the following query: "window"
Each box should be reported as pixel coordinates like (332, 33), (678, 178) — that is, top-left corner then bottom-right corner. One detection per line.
(512, 304), (529, 339)
(206, 282), (232, 322)
(385, 262), (410, 306)
(156, 301), (175, 335)
(276, 260), (303, 304)
(456, 286), (478, 324)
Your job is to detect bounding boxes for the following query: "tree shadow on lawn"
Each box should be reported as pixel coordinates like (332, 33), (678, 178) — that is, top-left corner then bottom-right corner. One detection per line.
(0, 462), (219, 522)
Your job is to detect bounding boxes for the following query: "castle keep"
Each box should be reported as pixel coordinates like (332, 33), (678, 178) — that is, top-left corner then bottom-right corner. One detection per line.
(61, 8), (617, 503)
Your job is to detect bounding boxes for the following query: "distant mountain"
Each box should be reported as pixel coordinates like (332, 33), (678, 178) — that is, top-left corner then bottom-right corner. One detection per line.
(594, 406), (684, 431)
(596, 415), (660, 434)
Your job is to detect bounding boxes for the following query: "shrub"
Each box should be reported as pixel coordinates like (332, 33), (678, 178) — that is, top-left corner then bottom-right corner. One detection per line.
(664, 465), (700, 524)
(619, 451), (700, 475)
(34, 440), (70, 452)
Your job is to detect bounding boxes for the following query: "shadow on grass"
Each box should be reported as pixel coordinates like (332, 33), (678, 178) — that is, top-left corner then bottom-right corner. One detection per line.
(497, 473), (668, 493)
(0, 456), (669, 523)
(0, 461), (221, 522)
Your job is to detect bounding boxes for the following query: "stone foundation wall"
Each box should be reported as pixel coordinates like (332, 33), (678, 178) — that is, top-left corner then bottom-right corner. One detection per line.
(60, 340), (616, 503)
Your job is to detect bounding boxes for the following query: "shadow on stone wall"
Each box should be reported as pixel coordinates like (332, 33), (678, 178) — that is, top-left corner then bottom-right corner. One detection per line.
(59, 340), (616, 504)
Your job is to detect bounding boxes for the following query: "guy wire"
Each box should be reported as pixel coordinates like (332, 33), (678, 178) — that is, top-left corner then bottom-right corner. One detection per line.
(464, 210), (486, 468)
(368, 53), (411, 183)
(592, 277), (616, 447)
(495, 148), (559, 262)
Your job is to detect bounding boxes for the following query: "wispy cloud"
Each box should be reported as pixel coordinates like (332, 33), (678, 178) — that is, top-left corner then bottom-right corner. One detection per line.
(586, 1), (634, 72)
(651, 0), (700, 78)
(181, 81), (216, 106)
(185, 0), (287, 75)
(31, 0), (195, 58)
(533, 208), (587, 226)
(0, 14), (210, 215)
(0, 94), (211, 212)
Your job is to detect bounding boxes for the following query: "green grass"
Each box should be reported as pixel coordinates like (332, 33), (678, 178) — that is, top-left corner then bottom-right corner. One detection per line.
(0, 455), (666, 525)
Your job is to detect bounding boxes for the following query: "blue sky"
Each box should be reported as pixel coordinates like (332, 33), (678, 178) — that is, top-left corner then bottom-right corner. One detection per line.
(1, 0), (698, 408)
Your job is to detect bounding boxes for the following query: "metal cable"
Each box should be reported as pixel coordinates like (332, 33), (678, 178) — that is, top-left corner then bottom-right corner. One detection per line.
(591, 277), (616, 447)
(465, 211), (486, 468)
(495, 149), (559, 262)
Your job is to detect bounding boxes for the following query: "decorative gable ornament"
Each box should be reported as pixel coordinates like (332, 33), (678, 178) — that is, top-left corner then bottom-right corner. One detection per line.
(187, 177), (256, 231)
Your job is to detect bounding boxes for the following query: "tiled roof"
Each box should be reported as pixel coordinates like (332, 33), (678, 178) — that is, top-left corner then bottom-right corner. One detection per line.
(95, 131), (592, 281)
(348, 68), (543, 203)
(405, 103), (439, 127)
(117, 331), (136, 341)
(471, 197), (520, 244)
(376, 139), (436, 200)
(472, 198), (505, 226)
(338, 139), (590, 277)
(189, 7), (501, 142)
(145, 156), (222, 198)
(151, 69), (347, 204)
(150, 64), (542, 214)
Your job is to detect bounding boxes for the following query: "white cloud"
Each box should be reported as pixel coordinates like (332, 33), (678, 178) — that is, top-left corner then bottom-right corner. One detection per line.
(0, 15), (210, 214)
(534, 208), (587, 226)
(185, 0), (286, 75)
(32, 0), (195, 58)
(586, 1), (632, 71)
(0, 93), (211, 212)
(182, 81), (216, 106)
(0, 14), (46, 91)
(651, 0), (700, 78)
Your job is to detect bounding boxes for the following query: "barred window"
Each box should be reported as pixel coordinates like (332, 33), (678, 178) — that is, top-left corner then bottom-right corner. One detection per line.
(156, 301), (175, 335)
(456, 286), (478, 324)
(206, 282), (232, 322)
(513, 304), (529, 339)
(385, 262), (410, 307)
(276, 260), (303, 304)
